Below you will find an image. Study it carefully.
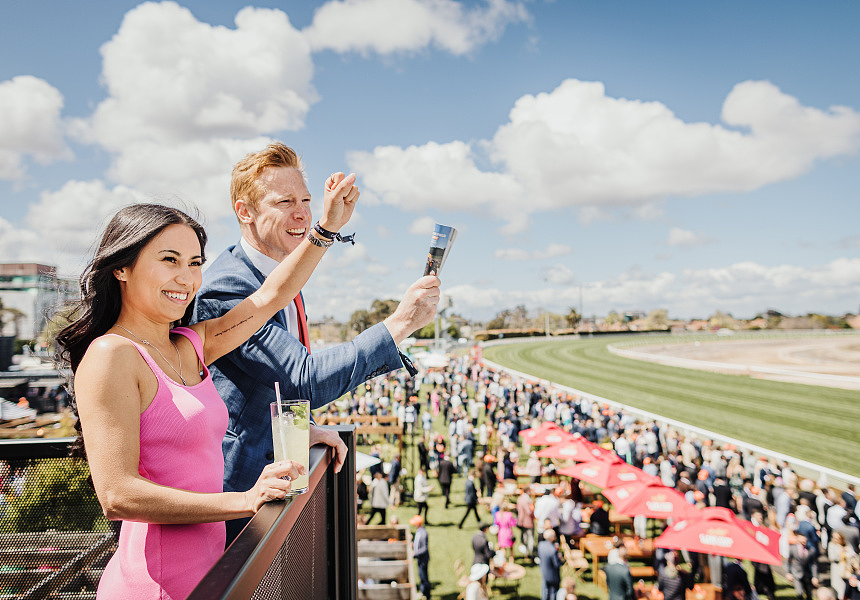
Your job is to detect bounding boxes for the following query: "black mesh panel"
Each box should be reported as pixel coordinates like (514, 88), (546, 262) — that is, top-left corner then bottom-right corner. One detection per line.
(251, 476), (329, 600)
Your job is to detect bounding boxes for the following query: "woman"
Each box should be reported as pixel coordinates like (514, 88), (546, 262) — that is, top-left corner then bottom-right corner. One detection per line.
(57, 174), (358, 599)
(829, 531), (857, 599)
(465, 562), (490, 600)
(494, 503), (518, 563)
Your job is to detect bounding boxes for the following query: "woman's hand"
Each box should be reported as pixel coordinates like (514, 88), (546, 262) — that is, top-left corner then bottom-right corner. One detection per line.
(319, 172), (359, 232)
(244, 460), (306, 514)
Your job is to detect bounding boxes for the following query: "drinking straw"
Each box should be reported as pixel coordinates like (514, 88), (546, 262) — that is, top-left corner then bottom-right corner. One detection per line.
(275, 382), (283, 418)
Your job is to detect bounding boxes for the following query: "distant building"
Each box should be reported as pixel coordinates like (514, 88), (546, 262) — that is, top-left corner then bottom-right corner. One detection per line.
(0, 263), (77, 340)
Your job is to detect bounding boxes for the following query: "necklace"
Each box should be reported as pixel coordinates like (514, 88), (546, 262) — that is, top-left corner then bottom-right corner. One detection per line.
(114, 324), (188, 386)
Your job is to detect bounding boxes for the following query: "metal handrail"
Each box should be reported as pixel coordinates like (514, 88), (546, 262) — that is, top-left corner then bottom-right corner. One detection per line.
(188, 425), (358, 600)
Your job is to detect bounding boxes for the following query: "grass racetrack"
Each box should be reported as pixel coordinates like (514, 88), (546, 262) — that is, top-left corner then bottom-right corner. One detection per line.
(483, 336), (860, 476)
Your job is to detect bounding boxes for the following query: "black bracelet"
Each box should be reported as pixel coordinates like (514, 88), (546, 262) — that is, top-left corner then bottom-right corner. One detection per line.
(314, 221), (356, 245)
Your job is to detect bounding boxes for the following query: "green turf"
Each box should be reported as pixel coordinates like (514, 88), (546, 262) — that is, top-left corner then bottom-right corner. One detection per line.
(482, 335), (860, 476)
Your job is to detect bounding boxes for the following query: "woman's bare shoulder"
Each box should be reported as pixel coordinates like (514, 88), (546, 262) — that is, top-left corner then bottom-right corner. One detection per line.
(77, 335), (143, 381)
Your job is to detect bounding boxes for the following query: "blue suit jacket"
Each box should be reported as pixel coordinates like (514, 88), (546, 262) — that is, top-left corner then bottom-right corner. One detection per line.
(192, 243), (402, 493)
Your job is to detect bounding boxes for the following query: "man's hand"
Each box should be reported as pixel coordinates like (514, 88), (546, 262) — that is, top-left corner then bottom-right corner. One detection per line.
(383, 275), (441, 344)
(319, 172), (359, 233)
(309, 424), (348, 473)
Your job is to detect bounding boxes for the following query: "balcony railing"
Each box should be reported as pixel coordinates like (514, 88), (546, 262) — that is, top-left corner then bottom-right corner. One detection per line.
(0, 426), (358, 600)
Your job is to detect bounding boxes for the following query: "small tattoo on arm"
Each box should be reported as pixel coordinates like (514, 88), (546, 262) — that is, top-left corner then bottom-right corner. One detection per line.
(214, 316), (254, 337)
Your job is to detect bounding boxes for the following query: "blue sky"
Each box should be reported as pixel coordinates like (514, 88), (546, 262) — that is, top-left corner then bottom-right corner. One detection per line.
(1, 0), (859, 322)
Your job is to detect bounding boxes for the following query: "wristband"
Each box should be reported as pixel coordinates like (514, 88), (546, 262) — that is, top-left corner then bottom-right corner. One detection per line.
(306, 230), (333, 248)
(314, 221), (356, 245)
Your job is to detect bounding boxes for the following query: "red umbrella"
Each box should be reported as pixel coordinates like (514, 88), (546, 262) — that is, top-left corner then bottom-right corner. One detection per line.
(536, 436), (607, 461)
(520, 422), (573, 446)
(557, 456), (656, 489)
(738, 520), (781, 561)
(602, 480), (699, 520)
(654, 507), (781, 565)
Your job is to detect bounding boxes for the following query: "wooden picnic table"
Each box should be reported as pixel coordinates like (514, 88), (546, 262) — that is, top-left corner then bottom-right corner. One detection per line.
(579, 535), (654, 583)
(688, 583), (722, 600)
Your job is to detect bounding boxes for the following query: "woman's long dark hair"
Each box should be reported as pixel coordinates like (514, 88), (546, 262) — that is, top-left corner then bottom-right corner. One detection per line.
(55, 203), (207, 456)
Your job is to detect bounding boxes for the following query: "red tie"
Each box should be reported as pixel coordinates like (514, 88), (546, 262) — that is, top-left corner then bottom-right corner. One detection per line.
(294, 293), (311, 354)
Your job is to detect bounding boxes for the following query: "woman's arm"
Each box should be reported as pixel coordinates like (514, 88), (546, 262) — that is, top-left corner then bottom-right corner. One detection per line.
(195, 173), (357, 364)
(75, 338), (302, 524)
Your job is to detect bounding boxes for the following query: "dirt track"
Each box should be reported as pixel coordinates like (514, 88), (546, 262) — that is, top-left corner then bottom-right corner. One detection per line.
(628, 335), (860, 389)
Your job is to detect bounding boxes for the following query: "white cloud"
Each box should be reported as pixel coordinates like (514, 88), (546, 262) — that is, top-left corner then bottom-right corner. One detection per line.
(351, 79), (860, 234)
(495, 243), (572, 261)
(303, 0), (529, 56)
(82, 2), (316, 149)
(437, 258), (860, 322)
(347, 140), (525, 220)
(409, 216), (437, 236)
(541, 264), (576, 285)
(667, 227), (713, 247)
(0, 181), (163, 276)
(67, 2), (316, 200)
(24, 180), (156, 270)
(0, 76), (71, 180)
(0, 216), (42, 261)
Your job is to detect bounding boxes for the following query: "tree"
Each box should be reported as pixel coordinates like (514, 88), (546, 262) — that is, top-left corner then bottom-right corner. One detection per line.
(645, 309), (669, 330)
(348, 309), (371, 333)
(415, 322), (435, 339)
(348, 299), (401, 334)
(509, 305), (529, 329)
(3, 459), (107, 532)
(709, 311), (737, 330)
(486, 309), (510, 330)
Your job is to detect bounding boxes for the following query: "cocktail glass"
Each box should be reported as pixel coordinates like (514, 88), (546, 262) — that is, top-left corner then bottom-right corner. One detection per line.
(270, 399), (310, 495)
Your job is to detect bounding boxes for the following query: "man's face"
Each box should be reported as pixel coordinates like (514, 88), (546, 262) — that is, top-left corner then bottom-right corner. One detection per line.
(241, 166), (312, 261)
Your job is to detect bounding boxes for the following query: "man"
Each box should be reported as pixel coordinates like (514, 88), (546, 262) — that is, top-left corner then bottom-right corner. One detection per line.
(388, 454), (402, 507)
(723, 558), (752, 600)
(437, 454), (456, 509)
(603, 547), (635, 600)
(589, 500), (612, 536)
(472, 522), (494, 566)
(712, 477), (734, 511)
(368, 471), (390, 525)
(534, 488), (561, 538)
(459, 469), (481, 529)
(537, 529), (563, 600)
(750, 511), (776, 600)
(410, 515), (430, 599)
(193, 143), (440, 541)
(787, 533), (817, 600)
(482, 454), (497, 498)
(843, 485), (858, 513)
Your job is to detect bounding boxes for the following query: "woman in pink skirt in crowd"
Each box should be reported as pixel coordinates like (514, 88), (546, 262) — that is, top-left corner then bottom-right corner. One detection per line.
(494, 504), (518, 563)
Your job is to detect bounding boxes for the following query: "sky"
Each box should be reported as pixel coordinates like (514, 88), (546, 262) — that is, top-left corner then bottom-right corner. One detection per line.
(1, 0), (859, 323)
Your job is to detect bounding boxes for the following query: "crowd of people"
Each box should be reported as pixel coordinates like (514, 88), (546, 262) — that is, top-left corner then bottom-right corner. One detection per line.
(336, 352), (860, 600)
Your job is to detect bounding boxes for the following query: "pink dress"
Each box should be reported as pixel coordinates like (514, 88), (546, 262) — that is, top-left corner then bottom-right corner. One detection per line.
(97, 328), (228, 600)
(494, 510), (517, 549)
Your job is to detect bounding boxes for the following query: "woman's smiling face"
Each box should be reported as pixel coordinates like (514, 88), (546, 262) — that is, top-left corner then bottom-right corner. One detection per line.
(116, 223), (204, 322)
